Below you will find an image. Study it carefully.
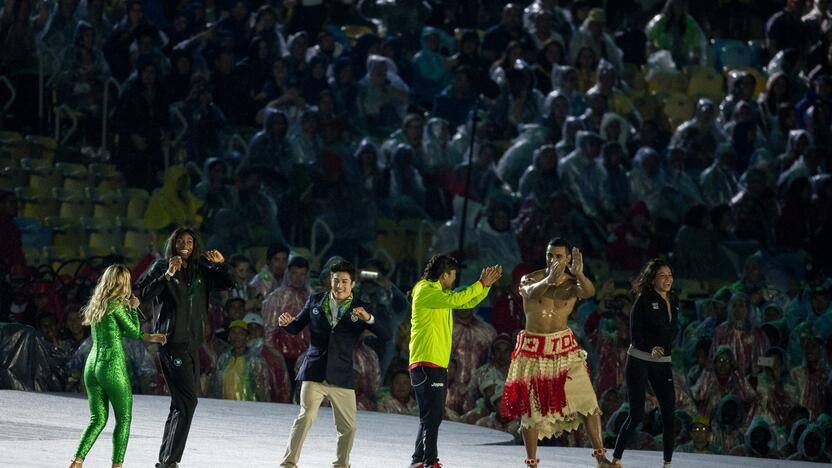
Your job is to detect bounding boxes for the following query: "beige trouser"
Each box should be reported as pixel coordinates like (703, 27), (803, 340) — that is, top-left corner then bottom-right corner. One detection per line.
(280, 381), (357, 468)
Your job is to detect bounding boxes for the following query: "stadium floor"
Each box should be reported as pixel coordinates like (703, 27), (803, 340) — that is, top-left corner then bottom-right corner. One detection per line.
(0, 390), (821, 467)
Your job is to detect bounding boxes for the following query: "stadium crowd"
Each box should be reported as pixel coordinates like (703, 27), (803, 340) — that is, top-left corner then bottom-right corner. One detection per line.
(1, 0), (832, 461)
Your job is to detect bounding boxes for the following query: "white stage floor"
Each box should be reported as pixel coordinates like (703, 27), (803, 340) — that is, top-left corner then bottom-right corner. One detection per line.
(0, 390), (823, 467)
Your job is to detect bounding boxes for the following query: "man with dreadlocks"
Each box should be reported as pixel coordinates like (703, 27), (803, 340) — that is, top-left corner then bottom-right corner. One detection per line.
(407, 255), (502, 468)
(501, 237), (616, 468)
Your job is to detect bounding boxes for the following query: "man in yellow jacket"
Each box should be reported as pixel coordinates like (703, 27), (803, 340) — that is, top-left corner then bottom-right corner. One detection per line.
(408, 255), (502, 468)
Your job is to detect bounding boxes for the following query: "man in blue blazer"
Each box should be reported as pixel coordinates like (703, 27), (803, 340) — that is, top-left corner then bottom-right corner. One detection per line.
(278, 260), (390, 468)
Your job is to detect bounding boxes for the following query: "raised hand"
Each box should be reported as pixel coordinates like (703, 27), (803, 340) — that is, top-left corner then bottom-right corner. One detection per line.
(491, 265), (503, 284)
(351, 306), (371, 322)
(481, 265), (503, 287)
(278, 313), (294, 327)
(129, 295), (140, 309)
(569, 247), (584, 275)
(166, 255), (183, 278)
(204, 249), (225, 264)
(478, 267), (491, 285)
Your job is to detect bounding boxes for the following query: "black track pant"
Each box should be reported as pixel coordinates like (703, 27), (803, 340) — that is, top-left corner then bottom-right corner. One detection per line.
(158, 344), (199, 465)
(410, 365), (448, 465)
(613, 356), (675, 462)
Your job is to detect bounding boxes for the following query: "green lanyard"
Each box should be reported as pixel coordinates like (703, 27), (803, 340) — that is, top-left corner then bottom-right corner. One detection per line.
(324, 293), (352, 327)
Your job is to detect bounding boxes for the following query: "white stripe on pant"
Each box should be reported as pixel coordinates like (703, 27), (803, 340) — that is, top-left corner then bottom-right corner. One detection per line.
(280, 380), (357, 468)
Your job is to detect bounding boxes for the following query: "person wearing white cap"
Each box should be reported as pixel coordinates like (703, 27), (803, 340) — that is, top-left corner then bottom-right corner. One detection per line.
(243, 311), (292, 403)
(243, 312), (266, 347)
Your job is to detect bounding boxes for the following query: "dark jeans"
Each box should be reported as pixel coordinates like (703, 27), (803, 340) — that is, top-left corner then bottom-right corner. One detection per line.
(158, 344), (199, 465)
(613, 356), (675, 462)
(410, 365), (447, 465)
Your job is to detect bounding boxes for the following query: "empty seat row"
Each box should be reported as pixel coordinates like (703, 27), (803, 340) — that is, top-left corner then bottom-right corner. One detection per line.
(13, 187), (148, 220)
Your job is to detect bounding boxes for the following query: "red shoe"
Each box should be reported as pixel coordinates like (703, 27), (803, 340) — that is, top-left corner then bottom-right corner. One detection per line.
(425, 461), (443, 468)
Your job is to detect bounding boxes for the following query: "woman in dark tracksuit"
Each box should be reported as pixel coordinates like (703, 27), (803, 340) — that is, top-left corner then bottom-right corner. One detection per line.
(136, 227), (234, 468)
(613, 258), (678, 468)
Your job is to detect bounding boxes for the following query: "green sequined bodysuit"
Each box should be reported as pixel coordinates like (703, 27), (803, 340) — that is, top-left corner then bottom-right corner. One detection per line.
(74, 300), (144, 463)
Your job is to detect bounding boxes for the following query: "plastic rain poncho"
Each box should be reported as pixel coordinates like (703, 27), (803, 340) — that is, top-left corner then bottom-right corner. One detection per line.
(496, 124), (550, 191)
(211, 346), (271, 401)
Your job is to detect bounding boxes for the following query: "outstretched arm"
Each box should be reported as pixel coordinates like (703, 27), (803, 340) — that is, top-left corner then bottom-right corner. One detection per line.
(112, 301), (145, 340)
(414, 266), (503, 309)
(414, 281), (487, 309)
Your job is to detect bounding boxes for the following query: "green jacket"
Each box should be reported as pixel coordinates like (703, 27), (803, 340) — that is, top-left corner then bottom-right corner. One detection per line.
(646, 14), (706, 56)
(409, 279), (490, 368)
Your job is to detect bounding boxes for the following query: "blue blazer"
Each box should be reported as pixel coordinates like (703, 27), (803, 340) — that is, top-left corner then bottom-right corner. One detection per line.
(282, 292), (390, 389)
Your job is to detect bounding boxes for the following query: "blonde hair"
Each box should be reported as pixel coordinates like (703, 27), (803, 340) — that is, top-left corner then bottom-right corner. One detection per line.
(82, 264), (133, 325)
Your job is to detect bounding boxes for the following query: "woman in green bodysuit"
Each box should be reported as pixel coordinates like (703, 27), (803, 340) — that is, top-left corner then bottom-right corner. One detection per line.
(70, 264), (167, 468)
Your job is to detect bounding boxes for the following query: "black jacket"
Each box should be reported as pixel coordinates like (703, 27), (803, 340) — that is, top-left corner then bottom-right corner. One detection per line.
(283, 292), (390, 389)
(629, 289), (679, 355)
(137, 257), (234, 350)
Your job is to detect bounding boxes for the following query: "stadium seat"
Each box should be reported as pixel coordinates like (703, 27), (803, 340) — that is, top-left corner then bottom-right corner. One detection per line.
(15, 216), (51, 249)
(20, 157), (58, 190)
(0, 155), (17, 169)
(747, 39), (766, 68)
(646, 69), (688, 97)
(677, 279), (709, 299)
(0, 166), (26, 190)
(686, 65), (725, 103)
(53, 187), (93, 218)
(123, 188), (150, 220)
(716, 39), (753, 71)
(24, 135), (57, 162)
(118, 217), (149, 253)
(55, 162), (89, 190)
(90, 163), (125, 190)
(0, 130), (22, 141)
(22, 245), (46, 267)
(45, 217), (87, 250)
(0, 130), (28, 160)
(15, 186), (58, 218)
(89, 188), (126, 219)
(341, 25), (375, 44)
(122, 246), (147, 263)
(80, 244), (121, 258)
(661, 93), (696, 129)
(81, 217), (123, 250)
(374, 218), (427, 264)
(44, 245), (79, 265)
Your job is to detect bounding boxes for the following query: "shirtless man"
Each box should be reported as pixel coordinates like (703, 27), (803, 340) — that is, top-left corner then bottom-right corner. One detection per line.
(501, 238), (617, 468)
